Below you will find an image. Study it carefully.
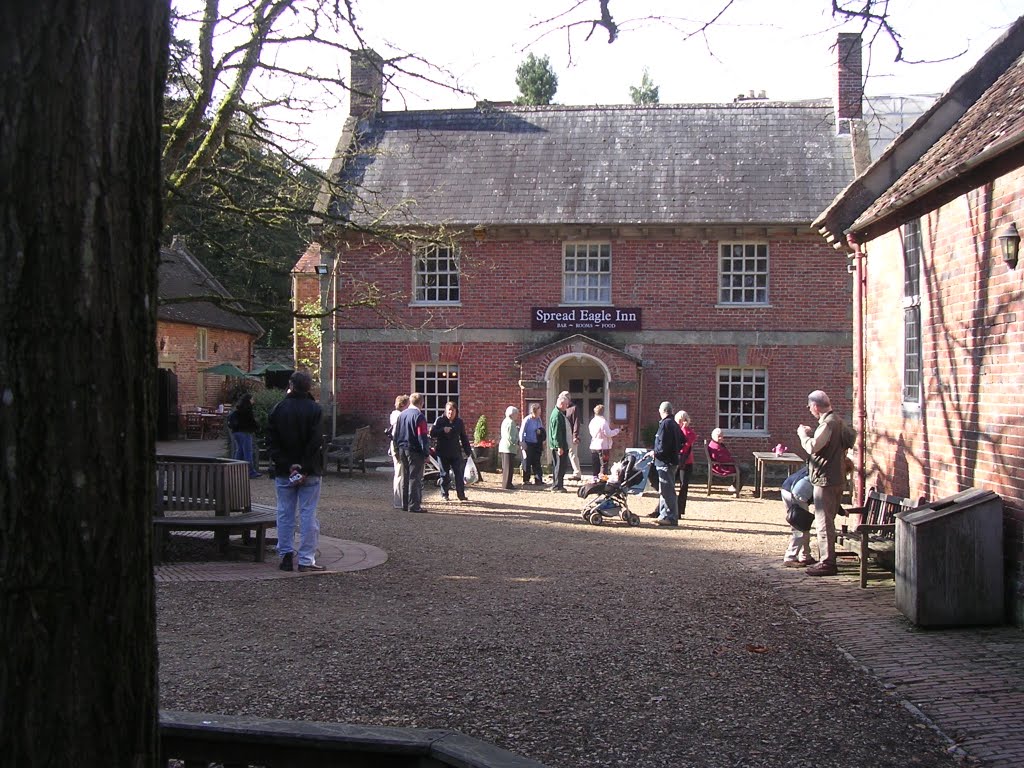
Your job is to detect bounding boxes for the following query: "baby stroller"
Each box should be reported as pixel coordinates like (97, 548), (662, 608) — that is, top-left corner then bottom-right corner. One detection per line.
(576, 451), (654, 526)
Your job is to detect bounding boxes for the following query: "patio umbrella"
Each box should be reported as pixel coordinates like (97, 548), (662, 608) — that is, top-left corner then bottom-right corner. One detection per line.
(201, 362), (253, 377)
(248, 361), (294, 375)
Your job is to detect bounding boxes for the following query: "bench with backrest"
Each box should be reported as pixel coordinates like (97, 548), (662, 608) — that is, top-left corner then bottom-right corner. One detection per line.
(693, 441), (741, 497)
(153, 456), (274, 562)
(326, 425), (371, 476)
(836, 487), (918, 588)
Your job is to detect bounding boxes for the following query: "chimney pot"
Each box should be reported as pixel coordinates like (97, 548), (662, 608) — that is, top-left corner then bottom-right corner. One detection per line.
(836, 33), (863, 125)
(350, 49), (384, 119)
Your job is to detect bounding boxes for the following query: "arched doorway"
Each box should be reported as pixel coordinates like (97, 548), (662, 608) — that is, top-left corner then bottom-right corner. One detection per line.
(547, 354), (610, 474)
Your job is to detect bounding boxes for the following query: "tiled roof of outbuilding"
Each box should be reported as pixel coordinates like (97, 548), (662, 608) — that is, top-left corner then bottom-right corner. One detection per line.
(334, 101), (855, 228)
(157, 239), (263, 337)
(851, 50), (1024, 231)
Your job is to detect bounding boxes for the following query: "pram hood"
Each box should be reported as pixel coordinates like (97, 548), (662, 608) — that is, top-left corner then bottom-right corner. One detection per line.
(578, 452), (653, 498)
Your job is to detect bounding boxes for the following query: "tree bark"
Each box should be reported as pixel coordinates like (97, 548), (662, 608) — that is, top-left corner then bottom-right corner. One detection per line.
(0, 2), (169, 765)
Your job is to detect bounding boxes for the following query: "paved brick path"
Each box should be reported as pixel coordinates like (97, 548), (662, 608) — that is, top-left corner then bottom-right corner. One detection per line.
(751, 557), (1024, 768)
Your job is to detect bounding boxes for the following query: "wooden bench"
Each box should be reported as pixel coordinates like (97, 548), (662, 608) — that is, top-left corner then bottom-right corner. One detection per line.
(837, 487), (917, 588)
(153, 505), (277, 563)
(693, 442), (741, 497)
(326, 425), (371, 476)
(153, 456), (269, 563)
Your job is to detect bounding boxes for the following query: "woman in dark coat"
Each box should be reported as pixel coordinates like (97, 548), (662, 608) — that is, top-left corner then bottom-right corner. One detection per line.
(228, 392), (262, 478)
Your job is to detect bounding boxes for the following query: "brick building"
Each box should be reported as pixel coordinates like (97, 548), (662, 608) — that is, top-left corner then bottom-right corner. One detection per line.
(298, 39), (868, 471)
(816, 17), (1024, 623)
(157, 238), (263, 434)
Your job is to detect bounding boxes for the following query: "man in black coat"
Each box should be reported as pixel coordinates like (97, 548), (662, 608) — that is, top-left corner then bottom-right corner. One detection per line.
(266, 371), (325, 571)
(651, 400), (683, 527)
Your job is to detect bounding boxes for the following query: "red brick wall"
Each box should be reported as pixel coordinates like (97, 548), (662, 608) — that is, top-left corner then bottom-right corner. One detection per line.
(858, 165), (1024, 623)
(156, 321), (255, 409)
(300, 233), (852, 465)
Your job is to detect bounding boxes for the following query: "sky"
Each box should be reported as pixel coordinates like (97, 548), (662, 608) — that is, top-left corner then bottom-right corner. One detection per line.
(296, 0), (1022, 165)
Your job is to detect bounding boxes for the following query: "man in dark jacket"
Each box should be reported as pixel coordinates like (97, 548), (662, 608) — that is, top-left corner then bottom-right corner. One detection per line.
(395, 391), (430, 512)
(651, 401), (683, 527)
(266, 371), (325, 572)
(430, 400), (472, 502)
(559, 389), (582, 480)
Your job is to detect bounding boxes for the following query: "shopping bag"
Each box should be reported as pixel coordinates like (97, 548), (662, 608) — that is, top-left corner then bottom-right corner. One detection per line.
(464, 455), (481, 484)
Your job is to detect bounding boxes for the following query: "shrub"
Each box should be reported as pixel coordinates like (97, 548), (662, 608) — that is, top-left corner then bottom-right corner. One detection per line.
(252, 388), (286, 435)
(473, 414), (489, 445)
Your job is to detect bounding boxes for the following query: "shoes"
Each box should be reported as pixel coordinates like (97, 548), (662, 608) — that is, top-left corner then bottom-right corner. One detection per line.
(805, 562), (838, 577)
(799, 557), (818, 565)
(442, 493), (450, 501)
(568, 474), (582, 481)
(279, 552), (293, 571)
(782, 559), (806, 568)
(550, 486), (567, 493)
(409, 508), (426, 513)
(654, 518), (678, 527)
(532, 480), (544, 486)
(646, 511), (660, 518)
(298, 563), (326, 572)
(457, 495), (468, 501)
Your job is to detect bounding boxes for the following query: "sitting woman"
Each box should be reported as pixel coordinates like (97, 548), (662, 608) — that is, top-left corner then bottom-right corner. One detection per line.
(707, 427), (740, 491)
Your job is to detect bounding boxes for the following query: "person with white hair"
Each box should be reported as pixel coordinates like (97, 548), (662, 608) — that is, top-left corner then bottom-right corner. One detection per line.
(650, 400), (683, 527)
(547, 394), (570, 492)
(674, 410), (698, 516)
(498, 405), (521, 490)
(797, 389), (847, 576)
(707, 427), (739, 492)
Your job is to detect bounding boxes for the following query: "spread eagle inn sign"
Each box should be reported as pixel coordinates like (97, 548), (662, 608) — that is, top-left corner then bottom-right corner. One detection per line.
(532, 306), (642, 332)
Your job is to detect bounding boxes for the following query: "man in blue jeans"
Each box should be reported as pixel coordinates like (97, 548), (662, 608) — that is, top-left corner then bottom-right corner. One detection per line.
(267, 371), (325, 572)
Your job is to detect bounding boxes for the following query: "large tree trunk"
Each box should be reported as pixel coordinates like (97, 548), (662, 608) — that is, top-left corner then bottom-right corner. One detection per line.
(0, 2), (169, 765)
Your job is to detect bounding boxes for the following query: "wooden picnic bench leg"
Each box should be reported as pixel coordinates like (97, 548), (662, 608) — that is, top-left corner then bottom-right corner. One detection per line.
(859, 536), (869, 588)
(254, 525), (266, 562)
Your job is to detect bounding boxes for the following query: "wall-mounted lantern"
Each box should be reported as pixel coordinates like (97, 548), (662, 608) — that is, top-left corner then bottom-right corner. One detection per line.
(996, 222), (1019, 268)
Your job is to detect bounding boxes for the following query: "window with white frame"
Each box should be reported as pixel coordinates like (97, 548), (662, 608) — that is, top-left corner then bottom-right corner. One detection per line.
(902, 219), (922, 405)
(563, 242), (611, 304)
(196, 328), (208, 362)
(718, 243), (769, 304)
(414, 244), (460, 304)
(414, 364), (460, 425)
(717, 367), (767, 432)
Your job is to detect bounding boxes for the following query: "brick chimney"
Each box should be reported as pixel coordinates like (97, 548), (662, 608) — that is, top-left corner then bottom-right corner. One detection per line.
(350, 48), (383, 119)
(835, 32), (863, 133)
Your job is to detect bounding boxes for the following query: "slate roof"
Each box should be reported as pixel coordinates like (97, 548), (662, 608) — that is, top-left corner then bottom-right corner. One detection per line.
(157, 239), (264, 337)
(333, 101), (855, 228)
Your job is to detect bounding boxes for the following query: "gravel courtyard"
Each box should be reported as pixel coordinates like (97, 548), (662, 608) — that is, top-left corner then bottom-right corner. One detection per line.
(156, 468), (962, 768)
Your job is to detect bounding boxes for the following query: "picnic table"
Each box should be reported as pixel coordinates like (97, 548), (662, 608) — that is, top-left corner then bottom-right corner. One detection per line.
(752, 451), (805, 498)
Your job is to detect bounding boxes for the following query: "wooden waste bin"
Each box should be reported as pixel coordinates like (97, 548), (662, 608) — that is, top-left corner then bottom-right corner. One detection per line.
(895, 488), (1003, 627)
